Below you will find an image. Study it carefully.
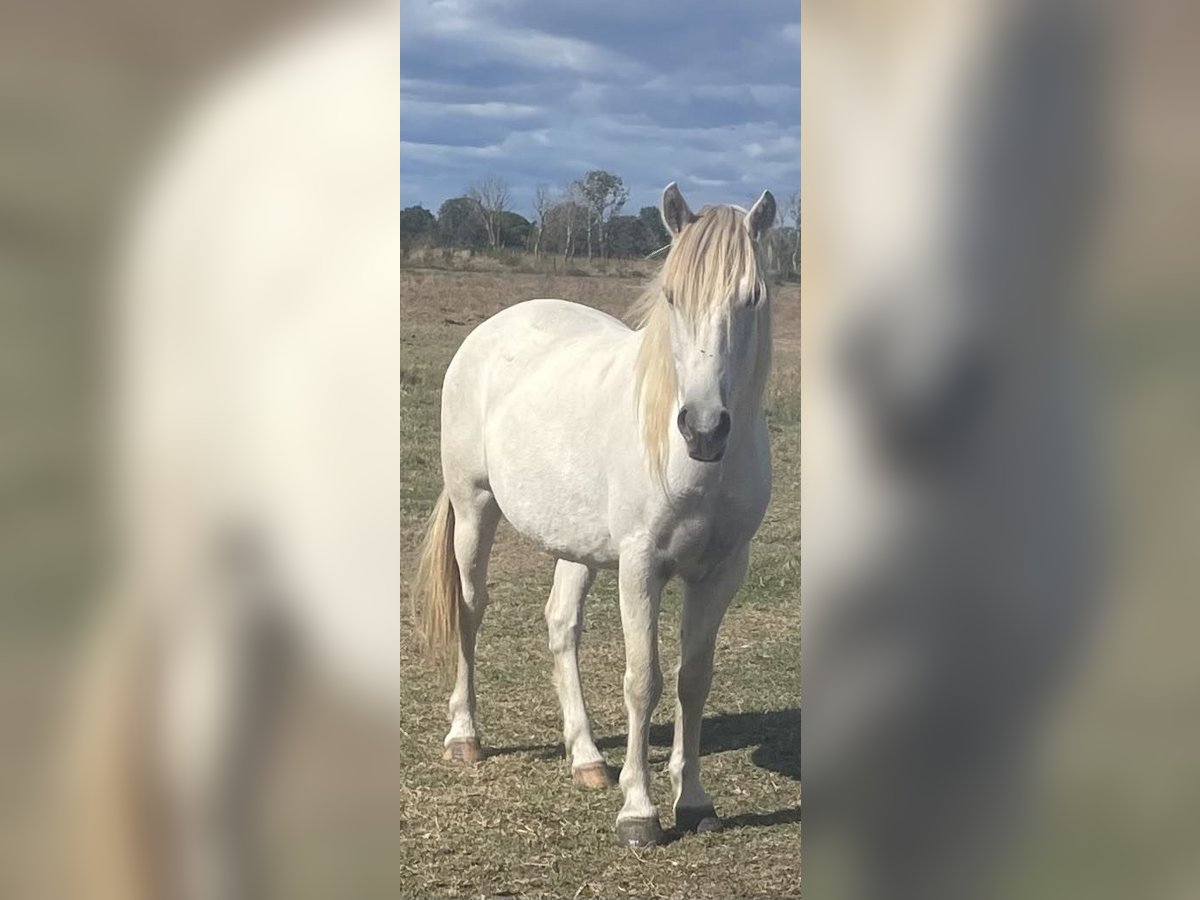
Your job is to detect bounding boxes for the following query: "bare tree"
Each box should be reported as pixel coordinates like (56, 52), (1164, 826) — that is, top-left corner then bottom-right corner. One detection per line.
(569, 176), (594, 259)
(466, 175), (511, 250)
(532, 184), (553, 257)
(561, 180), (584, 260)
(785, 190), (800, 274)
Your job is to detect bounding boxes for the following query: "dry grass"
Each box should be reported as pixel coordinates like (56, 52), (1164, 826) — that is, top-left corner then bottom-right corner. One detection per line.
(400, 268), (802, 899)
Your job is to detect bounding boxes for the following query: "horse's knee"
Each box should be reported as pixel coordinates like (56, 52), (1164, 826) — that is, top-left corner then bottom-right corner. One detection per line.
(624, 663), (662, 709)
(544, 606), (579, 655)
(676, 660), (714, 707)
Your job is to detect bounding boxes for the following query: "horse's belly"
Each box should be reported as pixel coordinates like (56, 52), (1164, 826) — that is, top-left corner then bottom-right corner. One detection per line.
(502, 499), (619, 568)
(488, 448), (619, 567)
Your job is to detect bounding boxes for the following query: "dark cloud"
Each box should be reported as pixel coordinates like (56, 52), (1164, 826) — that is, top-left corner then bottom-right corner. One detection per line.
(400, 0), (799, 214)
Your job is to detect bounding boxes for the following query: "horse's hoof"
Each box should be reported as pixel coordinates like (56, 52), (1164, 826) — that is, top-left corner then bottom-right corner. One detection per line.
(441, 737), (484, 764)
(615, 816), (666, 847)
(676, 805), (723, 834)
(572, 762), (615, 789)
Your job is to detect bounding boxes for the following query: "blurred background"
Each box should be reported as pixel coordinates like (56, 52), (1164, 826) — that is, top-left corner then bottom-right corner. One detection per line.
(1010, 2), (1200, 896)
(0, 1), (397, 897)
(802, 1), (1200, 898)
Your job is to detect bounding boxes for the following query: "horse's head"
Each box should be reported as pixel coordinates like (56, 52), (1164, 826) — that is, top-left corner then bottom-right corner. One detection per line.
(807, 1), (1105, 473)
(634, 183), (776, 468)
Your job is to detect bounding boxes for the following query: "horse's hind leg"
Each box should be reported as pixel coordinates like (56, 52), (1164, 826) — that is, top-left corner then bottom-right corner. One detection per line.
(443, 489), (500, 762)
(544, 559), (611, 788)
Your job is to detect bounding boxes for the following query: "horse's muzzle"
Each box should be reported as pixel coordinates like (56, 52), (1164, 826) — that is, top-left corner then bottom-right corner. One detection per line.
(678, 406), (731, 462)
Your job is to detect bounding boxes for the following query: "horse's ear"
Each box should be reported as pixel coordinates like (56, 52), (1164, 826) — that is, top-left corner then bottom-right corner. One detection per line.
(661, 182), (697, 238)
(745, 190), (777, 240)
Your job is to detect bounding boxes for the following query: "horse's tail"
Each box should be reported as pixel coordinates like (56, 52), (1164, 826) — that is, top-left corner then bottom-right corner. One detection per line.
(412, 490), (461, 667)
(62, 589), (158, 900)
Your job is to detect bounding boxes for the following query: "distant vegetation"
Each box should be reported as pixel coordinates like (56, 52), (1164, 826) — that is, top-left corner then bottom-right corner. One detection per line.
(402, 171), (800, 280)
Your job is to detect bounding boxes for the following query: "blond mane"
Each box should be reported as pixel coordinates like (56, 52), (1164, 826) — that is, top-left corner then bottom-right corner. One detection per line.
(628, 205), (772, 480)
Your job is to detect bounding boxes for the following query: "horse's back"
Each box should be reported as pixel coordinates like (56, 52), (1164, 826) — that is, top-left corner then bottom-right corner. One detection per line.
(441, 298), (631, 428)
(453, 298), (627, 363)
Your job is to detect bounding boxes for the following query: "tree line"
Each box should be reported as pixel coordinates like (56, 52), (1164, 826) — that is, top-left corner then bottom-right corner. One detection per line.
(401, 170), (800, 277)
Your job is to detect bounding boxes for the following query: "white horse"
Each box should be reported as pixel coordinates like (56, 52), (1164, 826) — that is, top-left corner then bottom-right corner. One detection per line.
(413, 187), (777, 846)
(802, 2), (1106, 897)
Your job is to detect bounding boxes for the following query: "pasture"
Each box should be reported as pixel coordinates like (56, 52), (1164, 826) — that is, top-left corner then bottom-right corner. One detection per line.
(399, 267), (802, 899)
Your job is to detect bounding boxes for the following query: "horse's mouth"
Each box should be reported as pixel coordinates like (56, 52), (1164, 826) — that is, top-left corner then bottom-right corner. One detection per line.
(688, 449), (725, 463)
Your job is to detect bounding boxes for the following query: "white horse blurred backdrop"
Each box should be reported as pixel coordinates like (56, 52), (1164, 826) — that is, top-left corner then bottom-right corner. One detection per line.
(0, 0), (1197, 899)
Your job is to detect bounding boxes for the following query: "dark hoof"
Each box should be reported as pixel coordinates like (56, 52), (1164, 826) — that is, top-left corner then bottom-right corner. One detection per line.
(615, 816), (666, 847)
(441, 737), (484, 764)
(676, 805), (723, 834)
(572, 761), (615, 789)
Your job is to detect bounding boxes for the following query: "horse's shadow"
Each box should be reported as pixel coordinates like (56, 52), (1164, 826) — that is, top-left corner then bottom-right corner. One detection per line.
(488, 707), (800, 830)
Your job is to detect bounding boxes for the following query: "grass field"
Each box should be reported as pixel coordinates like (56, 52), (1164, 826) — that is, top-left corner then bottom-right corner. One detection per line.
(399, 267), (802, 900)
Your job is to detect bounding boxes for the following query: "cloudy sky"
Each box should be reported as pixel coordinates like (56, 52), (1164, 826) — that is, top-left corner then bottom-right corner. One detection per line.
(400, 0), (800, 219)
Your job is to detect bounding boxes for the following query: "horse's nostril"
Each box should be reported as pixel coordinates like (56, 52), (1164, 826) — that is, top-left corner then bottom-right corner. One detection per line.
(715, 410), (731, 440)
(677, 407), (692, 438)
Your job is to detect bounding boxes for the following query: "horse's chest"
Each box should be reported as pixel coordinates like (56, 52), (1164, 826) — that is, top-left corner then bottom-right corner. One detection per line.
(663, 485), (767, 578)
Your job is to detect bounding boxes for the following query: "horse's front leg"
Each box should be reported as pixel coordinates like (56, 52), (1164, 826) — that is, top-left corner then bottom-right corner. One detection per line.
(614, 549), (667, 846)
(670, 542), (749, 833)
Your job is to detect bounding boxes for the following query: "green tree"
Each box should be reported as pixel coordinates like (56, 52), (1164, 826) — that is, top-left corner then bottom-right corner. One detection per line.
(400, 205), (435, 248)
(574, 170), (629, 259)
(498, 211), (532, 248)
(638, 205), (670, 251)
(607, 215), (653, 258)
(436, 197), (488, 249)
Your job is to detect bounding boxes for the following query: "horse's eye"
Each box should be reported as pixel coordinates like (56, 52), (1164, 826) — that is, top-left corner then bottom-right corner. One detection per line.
(749, 284), (762, 307)
(665, 289), (675, 307)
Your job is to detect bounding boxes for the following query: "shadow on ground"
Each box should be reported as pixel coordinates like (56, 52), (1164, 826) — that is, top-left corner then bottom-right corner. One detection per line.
(488, 708), (800, 834)
(489, 707), (801, 781)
